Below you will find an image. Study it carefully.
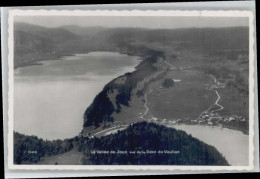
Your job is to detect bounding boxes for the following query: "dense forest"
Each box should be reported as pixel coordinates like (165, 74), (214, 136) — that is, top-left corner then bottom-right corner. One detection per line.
(162, 78), (175, 88)
(13, 132), (75, 164)
(80, 122), (229, 165)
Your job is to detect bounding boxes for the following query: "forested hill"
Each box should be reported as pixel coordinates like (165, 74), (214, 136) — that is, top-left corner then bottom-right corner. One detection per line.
(80, 121), (229, 165)
(83, 50), (164, 128)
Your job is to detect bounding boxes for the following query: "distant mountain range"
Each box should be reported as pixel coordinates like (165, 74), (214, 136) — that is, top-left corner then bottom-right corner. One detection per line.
(61, 25), (107, 37)
(14, 22), (249, 69)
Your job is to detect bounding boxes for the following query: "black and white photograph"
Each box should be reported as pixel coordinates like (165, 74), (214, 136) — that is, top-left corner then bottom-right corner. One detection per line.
(3, 7), (257, 173)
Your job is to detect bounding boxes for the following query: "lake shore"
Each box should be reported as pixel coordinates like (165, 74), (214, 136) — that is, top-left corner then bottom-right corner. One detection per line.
(14, 52), (141, 140)
(166, 123), (249, 166)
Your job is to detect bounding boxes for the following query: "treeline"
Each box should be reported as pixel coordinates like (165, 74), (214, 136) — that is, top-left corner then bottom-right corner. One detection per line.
(221, 120), (249, 135)
(13, 132), (75, 164)
(80, 122), (229, 165)
(226, 74), (249, 96)
(162, 78), (175, 88)
(83, 50), (165, 128)
(204, 66), (248, 96)
(204, 66), (237, 79)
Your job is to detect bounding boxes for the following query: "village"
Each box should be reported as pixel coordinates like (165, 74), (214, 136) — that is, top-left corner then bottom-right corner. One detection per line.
(147, 113), (246, 128)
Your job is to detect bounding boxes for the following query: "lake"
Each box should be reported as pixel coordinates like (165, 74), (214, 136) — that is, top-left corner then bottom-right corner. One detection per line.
(14, 52), (141, 140)
(167, 124), (249, 166)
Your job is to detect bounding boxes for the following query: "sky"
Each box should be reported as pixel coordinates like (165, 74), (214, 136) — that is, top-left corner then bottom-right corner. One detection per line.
(14, 16), (249, 29)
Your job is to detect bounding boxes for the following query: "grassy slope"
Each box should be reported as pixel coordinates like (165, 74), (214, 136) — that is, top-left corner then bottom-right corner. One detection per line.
(37, 146), (83, 165)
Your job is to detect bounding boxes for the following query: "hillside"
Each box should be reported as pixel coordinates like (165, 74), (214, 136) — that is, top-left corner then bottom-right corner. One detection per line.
(83, 50), (163, 128)
(14, 23), (89, 68)
(80, 121), (229, 165)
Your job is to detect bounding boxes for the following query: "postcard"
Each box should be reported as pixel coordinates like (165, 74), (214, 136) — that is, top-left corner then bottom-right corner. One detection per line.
(2, 7), (258, 174)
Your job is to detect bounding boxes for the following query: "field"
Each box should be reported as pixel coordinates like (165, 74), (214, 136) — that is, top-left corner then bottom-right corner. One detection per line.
(148, 69), (216, 120)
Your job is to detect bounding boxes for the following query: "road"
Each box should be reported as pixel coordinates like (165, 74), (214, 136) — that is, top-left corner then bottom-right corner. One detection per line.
(140, 89), (153, 119)
(93, 126), (120, 137)
(164, 60), (184, 70)
(139, 59), (183, 120)
(208, 75), (224, 113)
(164, 60), (178, 70)
(197, 75), (224, 119)
(90, 124), (130, 138)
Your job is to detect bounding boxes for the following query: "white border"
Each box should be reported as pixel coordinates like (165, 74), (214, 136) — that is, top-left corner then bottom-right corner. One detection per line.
(7, 10), (255, 171)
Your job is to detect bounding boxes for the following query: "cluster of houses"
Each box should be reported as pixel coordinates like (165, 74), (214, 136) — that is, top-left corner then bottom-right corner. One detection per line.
(147, 112), (245, 127)
(213, 82), (226, 89)
(197, 112), (246, 126)
(148, 117), (183, 125)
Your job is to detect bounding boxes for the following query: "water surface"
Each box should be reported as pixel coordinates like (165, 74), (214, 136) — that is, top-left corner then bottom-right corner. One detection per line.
(168, 124), (249, 166)
(14, 52), (141, 140)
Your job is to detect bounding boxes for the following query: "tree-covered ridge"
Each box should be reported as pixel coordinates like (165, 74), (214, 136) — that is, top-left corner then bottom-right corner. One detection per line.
(83, 50), (165, 128)
(13, 132), (75, 164)
(80, 122), (229, 165)
(162, 78), (175, 88)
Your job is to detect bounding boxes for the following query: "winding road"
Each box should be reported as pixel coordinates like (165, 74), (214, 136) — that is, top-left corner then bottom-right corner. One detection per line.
(164, 60), (178, 70)
(140, 89), (153, 119)
(207, 75), (224, 113)
(197, 75), (224, 119)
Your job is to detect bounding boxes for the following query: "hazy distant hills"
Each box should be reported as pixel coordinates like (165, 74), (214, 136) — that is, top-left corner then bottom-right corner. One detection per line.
(15, 23), (79, 43)
(61, 25), (106, 37)
(14, 23), (82, 68)
(97, 27), (249, 51)
(13, 22), (249, 69)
